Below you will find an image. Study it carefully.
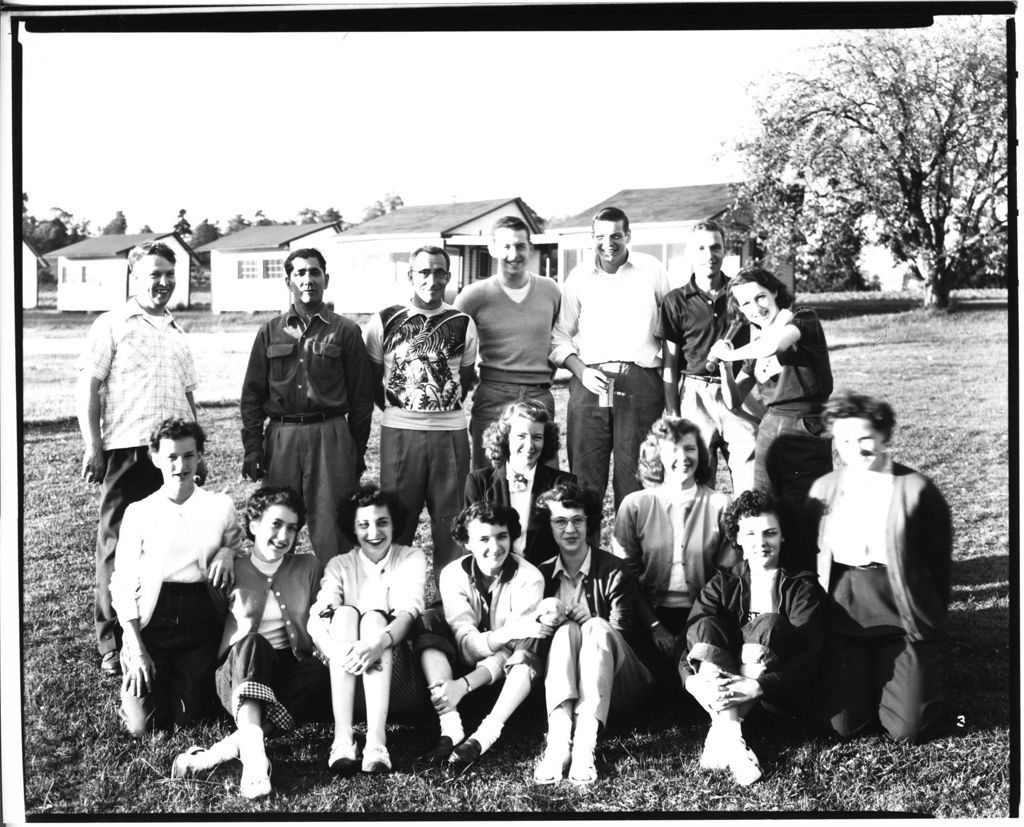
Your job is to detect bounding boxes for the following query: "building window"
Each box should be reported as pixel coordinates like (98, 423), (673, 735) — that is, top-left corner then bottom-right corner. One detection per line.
(263, 259), (284, 279)
(238, 260), (259, 279)
(61, 266), (67, 284)
(80, 265), (88, 283)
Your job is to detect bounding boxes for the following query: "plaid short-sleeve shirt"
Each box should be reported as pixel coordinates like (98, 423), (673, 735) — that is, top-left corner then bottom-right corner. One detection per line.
(81, 298), (198, 449)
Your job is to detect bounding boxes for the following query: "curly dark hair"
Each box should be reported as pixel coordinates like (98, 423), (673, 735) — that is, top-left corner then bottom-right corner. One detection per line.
(728, 266), (794, 315)
(335, 484), (410, 546)
(149, 417), (206, 454)
(243, 486), (306, 544)
(481, 399), (560, 466)
(723, 488), (782, 549)
(450, 501), (522, 546)
(636, 416), (711, 486)
(535, 481), (603, 537)
(822, 390), (896, 442)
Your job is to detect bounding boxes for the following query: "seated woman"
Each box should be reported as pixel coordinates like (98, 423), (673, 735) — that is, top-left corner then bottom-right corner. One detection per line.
(464, 399), (575, 566)
(612, 416), (734, 687)
(171, 486), (331, 800)
(307, 485), (427, 776)
(110, 417), (240, 737)
(681, 489), (826, 786)
(531, 482), (654, 785)
(804, 391), (952, 744)
(707, 267), (833, 555)
(414, 501), (552, 768)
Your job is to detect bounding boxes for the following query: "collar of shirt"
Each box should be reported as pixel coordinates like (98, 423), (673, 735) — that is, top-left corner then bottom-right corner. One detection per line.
(400, 300), (457, 319)
(683, 273), (730, 301)
(285, 304), (331, 326)
(251, 554), (284, 577)
(463, 552), (519, 591)
(123, 296), (177, 328)
(357, 545), (394, 577)
(552, 547), (591, 583)
(508, 463), (537, 492)
(589, 250), (635, 275)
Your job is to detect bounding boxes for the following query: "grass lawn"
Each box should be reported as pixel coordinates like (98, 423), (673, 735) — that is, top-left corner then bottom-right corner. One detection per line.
(18, 303), (1012, 816)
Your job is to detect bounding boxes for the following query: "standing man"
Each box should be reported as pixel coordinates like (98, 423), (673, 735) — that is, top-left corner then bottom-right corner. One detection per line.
(78, 240), (201, 677)
(661, 220), (763, 494)
(454, 216), (561, 470)
(240, 248), (373, 564)
(363, 245), (478, 579)
(550, 207), (671, 509)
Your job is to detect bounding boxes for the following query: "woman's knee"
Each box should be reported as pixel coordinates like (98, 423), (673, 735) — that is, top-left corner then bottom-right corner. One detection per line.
(359, 609), (388, 635)
(119, 694), (157, 738)
(329, 605), (361, 637)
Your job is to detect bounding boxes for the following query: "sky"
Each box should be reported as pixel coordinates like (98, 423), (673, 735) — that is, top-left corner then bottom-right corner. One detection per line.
(16, 24), (854, 232)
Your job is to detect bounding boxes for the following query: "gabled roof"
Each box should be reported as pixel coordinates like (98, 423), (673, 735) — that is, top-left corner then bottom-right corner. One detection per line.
(547, 183), (742, 230)
(343, 197), (542, 237)
(46, 232), (178, 260)
(193, 222), (341, 253)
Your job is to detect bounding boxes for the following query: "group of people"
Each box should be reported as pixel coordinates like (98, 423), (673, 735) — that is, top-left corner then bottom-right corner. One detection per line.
(76, 209), (952, 800)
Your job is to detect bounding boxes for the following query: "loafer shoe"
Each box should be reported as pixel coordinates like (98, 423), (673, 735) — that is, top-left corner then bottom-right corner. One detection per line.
(328, 741), (360, 776)
(568, 748), (598, 784)
(171, 746), (207, 779)
(725, 735), (763, 786)
(421, 735), (455, 764)
(448, 737), (482, 768)
(533, 742), (571, 785)
(100, 651), (122, 678)
(240, 758), (272, 800)
(361, 744), (392, 774)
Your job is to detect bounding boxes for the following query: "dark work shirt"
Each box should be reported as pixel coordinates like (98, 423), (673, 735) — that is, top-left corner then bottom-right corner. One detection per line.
(661, 275), (749, 376)
(742, 307), (833, 414)
(240, 305), (374, 456)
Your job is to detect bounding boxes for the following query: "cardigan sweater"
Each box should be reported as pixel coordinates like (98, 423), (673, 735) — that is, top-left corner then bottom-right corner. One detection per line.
(219, 553), (323, 660)
(537, 546), (647, 655)
(464, 463), (576, 566)
(803, 462), (952, 641)
(612, 484), (735, 627)
(679, 562), (827, 703)
(307, 544), (427, 652)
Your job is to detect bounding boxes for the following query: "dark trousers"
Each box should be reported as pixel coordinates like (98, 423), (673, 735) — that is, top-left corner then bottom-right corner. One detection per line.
(567, 365), (663, 510)
(119, 583), (223, 736)
(216, 633), (332, 733)
(755, 410), (832, 567)
(96, 447), (162, 656)
(815, 633), (945, 744)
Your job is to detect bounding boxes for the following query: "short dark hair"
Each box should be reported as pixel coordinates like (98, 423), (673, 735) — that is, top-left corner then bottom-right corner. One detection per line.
(591, 206), (630, 234)
(284, 247), (327, 276)
(491, 215), (531, 243)
(128, 240), (176, 272)
(823, 390), (896, 442)
(244, 486), (306, 543)
(451, 501), (522, 546)
(336, 484), (410, 546)
(691, 219), (726, 247)
(723, 488), (782, 550)
(481, 399), (559, 466)
(636, 416), (711, 486)
(409, 245), (451, 272)
(729, 266), (794, 312)
(149, 417), (205, 454)
(535, 481), (603, 537)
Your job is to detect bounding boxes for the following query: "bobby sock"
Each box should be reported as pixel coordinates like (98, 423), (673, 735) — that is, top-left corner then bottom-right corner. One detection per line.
(439, 710), (465, 744)
(469, 715), (503, 755)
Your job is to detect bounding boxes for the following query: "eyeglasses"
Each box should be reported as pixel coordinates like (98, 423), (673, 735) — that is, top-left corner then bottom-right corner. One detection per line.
(549, 516), (587, 530)
(411, 268), (449, 279)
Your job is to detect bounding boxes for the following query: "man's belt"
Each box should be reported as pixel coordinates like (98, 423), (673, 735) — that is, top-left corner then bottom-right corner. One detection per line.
(682, 373), (721, 385)
(589, 361), (636, 375)
(270, 409), (346, 425)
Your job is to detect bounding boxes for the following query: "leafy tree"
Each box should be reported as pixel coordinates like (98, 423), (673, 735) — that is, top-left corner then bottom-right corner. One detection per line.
(298, 206), (344, 225)
(361, 191), (404, 222)
(138, 224), (153, 233)
(253, 210), (275, 227)
(191, 219), (221, 248)
(734, 18), (1007, 307)
(173, 208), (192, 239)
(102, 211), (127, 235)
(227, 214), (251, 234)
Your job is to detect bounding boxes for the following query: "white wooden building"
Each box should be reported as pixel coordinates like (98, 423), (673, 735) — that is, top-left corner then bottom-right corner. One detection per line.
(545, 183), (783, 292)
(22, 239), (43, 309)
(48, 233), (193, 312)
(194, 223), (343, 313)
(324, 197), (554, 313)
